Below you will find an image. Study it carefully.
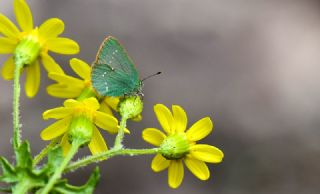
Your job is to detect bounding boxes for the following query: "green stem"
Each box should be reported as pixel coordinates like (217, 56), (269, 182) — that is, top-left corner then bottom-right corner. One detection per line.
(12, 61), (23, 150)
(33, 138), (58, 166)
(76, 87), (96, 101)
(40, 140), (81, 194)
(113, 117), (128, 150)
(65, 148), (159, 173)
(12, 178), (31, 194)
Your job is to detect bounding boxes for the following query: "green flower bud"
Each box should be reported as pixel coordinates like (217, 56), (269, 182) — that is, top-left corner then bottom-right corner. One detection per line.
(14, 32), (41, 67)
(68, 115), (94, 145)
(159, 133), (190, 160)
(118, 96), (143, 119)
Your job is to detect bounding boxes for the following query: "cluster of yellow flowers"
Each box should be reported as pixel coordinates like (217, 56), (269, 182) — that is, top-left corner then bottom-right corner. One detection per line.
(0, 0), (223, 190)
(0, 0), (79, 97)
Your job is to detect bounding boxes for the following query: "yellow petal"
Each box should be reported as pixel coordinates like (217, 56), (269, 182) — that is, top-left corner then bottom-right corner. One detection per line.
(186, 117), (213, 142)
(48, 72), (84, 87)
(41, 117), (71, 140)
(151, 154), (170, 172)
(43, 107), (73, 120)
(39, 18), (64, 40)
(142, 128), (166, 146)
(47, 37), (79, 54)
(123, 128), (131, 134)
(61, 134), (71, 156)
(41, 53), (64, 74)
(172, 105), (187, 133)
(184, 157), (210, 180)
(0, 37), (18, 53)
(70, 58), (91, 80)
(190, 144), (224, 163)
(95, 112), (119, 134)
(88, 127), (108, 155)
(154, 104), (173, 134)
(83, 97), (100, 110)
(99, 100), (113, 115)
(131, 114), (142, 122)
(14, 0), (33, 32)
(1, 57), (15, 80)
(168, 160), (184, 189)
(104, 97), (119, 111)
(25, 61), (40, 98)
(63, 99), (79, 108)
(0, 13), (20, 38)
(47, 84), (82, 98)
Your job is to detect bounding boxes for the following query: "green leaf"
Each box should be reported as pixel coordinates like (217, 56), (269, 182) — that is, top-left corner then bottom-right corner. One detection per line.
(46, 146), (64, 175)
(15, 141), (33, 169)
(0, 156), (18, 183)
(0, 142), (100, 194)
(1, 141), (47, 193)
(52, 167), (100, 194)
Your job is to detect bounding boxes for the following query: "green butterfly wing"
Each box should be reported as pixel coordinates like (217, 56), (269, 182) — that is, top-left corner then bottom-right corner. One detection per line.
(91, 36), (140, 97)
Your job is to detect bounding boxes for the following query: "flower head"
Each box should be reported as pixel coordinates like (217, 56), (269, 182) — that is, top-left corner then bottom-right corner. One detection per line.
(47, 58), (142, 121)
(41, 97), (124, 155)
(0, 0), (79, 97)
(142, 104), (224, 188)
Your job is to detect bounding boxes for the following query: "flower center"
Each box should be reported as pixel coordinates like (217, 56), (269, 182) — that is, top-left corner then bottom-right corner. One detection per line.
(84, 80), (92, 88)
(14, 29), (41, 66)
(74, 106), (95, 120)
(159, 133), (190, 160)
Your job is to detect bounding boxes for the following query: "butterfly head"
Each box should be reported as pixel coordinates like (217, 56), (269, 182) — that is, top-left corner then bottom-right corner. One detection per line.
(137, 80), (144, 98)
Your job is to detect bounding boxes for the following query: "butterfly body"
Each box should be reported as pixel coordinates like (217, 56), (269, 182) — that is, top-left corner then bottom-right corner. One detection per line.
(91, 36), (142, 97)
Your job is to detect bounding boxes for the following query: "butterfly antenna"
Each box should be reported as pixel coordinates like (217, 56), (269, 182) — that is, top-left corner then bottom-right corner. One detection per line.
(142, 72), (162, 82)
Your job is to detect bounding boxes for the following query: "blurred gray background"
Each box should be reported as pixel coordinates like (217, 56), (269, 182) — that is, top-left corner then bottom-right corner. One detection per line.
(1, 0), (320, 193)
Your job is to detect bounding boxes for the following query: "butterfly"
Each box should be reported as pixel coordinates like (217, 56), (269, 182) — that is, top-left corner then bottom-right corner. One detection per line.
(91, 36), (143, 97)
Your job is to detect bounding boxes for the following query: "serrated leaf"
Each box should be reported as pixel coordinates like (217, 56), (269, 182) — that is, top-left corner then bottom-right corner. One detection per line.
(15, 141), (33, 169)
(52, 167), (100, 194)
(0, 156), (18, 183)
(1, 141), (99, 194)
(46, 145), (64, 175)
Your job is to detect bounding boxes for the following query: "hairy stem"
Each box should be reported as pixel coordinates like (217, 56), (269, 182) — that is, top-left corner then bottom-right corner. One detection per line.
(113, 117), (128, 150)
(33, 138), (59, 166)
(65, 148), (160, 173)
(12, 61), (23, 150)
(39, 140), (81, 194)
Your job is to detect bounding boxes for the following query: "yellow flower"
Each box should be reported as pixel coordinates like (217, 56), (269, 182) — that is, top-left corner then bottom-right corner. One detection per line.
(41, 97), (122, 155)
(47, 58), (142, 121)
(0, 0), (79, 98)
(46, 58), (116, 114)
(142, 104), (224, 189)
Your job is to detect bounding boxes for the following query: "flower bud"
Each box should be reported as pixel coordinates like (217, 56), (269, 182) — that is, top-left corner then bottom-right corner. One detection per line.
(118, 96), (143, 119)
(159, 133), (190, 160)
(68, 115), (94, 145)
(14, 30), (41, 67)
